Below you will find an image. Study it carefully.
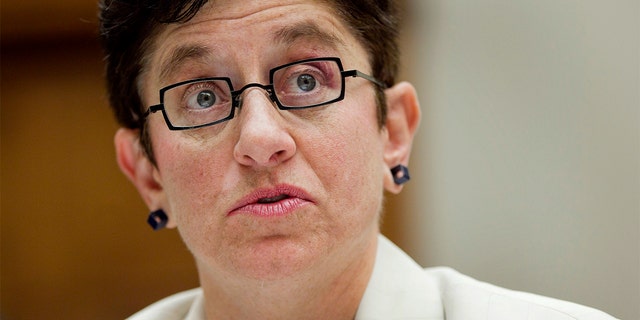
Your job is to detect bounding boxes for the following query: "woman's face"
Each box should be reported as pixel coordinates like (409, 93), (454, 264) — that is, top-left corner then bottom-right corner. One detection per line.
(137, 0), (391, 281)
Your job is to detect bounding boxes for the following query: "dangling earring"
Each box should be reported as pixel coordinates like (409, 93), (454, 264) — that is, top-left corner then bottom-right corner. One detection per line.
(391, 165), (410, 185)
(147, 209), (168, 231)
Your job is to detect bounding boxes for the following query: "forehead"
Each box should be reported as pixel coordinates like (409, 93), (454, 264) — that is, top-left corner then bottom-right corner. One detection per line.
(145, 0), (366, 83)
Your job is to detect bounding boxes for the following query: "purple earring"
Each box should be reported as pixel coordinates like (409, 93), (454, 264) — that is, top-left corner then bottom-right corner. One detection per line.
(391, 165), (410, 185)
(147, 209), (168, 231)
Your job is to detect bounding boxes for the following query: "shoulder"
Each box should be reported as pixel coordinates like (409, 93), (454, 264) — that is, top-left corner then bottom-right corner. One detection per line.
(126, 288), (203, 320)
(426, 267), (618, 320)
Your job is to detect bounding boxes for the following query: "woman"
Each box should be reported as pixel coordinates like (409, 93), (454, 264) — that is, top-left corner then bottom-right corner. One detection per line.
(100, 0), (616, 319)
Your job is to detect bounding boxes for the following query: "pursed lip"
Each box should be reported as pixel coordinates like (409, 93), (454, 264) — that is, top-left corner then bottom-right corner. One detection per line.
(227, 184), (314, 217)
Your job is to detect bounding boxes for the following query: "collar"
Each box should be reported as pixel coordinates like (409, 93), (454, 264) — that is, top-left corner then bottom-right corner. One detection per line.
(354, 235), (444, 320)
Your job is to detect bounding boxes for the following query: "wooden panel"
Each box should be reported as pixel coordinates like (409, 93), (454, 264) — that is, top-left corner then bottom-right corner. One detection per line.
(1, 0), (98, 42)
(1, 40), (199, 319)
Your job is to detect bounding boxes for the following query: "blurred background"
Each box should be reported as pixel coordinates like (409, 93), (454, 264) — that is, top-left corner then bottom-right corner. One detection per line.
(1, 0), (638, 319)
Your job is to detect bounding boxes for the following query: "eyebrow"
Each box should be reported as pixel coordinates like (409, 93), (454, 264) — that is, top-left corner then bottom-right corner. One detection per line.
(272, 20), (346, 49)
(157, 21), (346, 83)
(159, 44), (210, 83)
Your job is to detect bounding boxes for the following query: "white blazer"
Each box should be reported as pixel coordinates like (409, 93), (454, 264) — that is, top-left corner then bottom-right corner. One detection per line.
(128, 235), (617, 320)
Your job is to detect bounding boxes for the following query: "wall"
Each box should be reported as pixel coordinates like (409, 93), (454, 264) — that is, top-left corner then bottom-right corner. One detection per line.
(398, 1), (639, 319)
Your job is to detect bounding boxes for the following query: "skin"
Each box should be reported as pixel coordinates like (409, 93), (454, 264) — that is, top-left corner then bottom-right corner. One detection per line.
(115, 0), (421, 318)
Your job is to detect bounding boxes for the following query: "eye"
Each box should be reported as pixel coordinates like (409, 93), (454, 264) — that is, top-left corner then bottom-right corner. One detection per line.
(179, 80), (231, 111)
(296, 74), (317, 92)
(279, 67), (327, 95)
(192, 89), (216, 109)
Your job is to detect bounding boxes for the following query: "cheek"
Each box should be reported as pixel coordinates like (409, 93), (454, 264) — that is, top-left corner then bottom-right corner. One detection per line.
(306, 100), (386, 209)
(153, 133), (232, 224)
(334, 105), (383, 174)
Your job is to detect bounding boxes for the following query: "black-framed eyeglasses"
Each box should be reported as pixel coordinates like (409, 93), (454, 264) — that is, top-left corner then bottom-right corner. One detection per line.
(144, 57), (386, 131)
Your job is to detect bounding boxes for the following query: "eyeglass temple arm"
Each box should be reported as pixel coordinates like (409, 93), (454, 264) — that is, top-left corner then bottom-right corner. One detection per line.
(342, 70), (387, 89)
(144, 104), (164, 118)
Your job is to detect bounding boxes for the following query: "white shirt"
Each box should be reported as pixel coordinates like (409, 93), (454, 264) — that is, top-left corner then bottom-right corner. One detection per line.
(128, 235), (617, 319)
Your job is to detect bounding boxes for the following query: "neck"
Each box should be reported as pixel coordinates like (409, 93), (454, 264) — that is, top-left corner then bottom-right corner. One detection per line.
(198, 235), (378, 320)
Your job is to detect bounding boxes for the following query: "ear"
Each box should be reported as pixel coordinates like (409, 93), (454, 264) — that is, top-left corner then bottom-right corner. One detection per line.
(382, 82), (421, 194)
(114, 128), (176, 228)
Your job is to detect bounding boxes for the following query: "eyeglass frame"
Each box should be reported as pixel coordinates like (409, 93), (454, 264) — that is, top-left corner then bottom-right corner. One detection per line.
(143, 57), (386, 131)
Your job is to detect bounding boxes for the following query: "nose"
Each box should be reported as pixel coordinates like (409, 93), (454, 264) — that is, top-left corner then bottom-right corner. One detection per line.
(233, 87), (296, 167)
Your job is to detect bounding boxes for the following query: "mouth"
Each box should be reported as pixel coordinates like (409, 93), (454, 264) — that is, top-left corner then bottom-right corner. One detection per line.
(257, 194), (290, 204)
(228, 185), (313, 217)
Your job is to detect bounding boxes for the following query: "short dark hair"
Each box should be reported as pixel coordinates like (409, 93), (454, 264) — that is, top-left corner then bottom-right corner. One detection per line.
(99, 0), (400, 158)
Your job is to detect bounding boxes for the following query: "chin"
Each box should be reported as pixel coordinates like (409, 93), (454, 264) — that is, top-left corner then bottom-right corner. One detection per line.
(229, 234), (330, 281)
